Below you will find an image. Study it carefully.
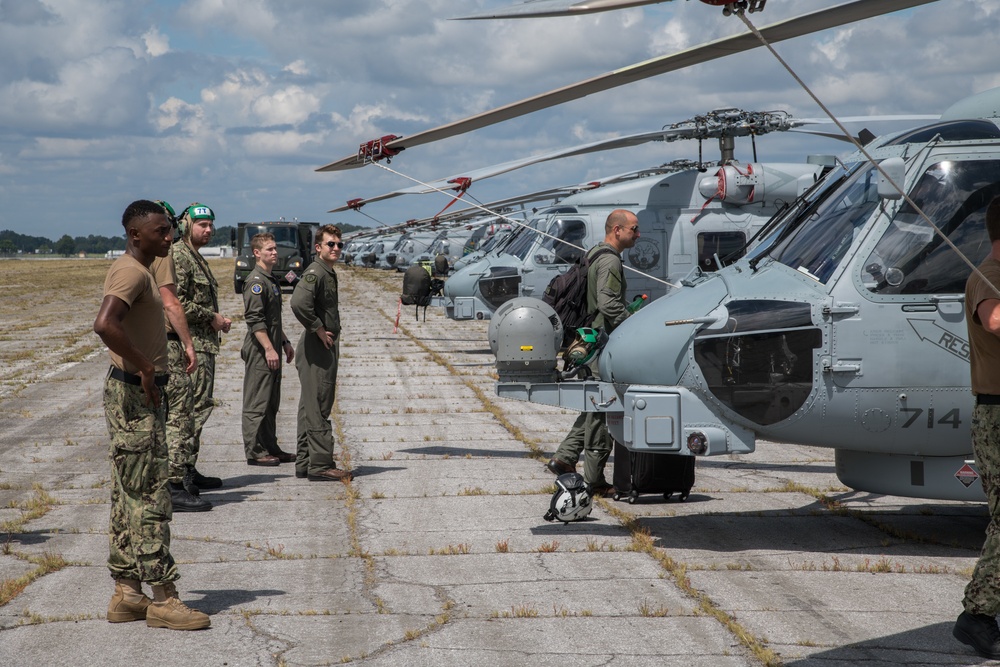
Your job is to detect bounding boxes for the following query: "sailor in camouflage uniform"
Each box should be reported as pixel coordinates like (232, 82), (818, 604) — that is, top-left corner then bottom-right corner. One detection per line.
(165, 203), (231, 506)
(148, 200), (206, 512)
(291, 225), (352, 482)
(94, 199), (209, 631)
(241, 232), (296, 466)
(955, 197), (1000, 659)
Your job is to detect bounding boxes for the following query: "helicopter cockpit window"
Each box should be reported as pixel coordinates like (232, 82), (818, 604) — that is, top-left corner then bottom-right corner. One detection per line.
(505, 219), (543, 260)
(768, 164), (881, 284)
(698, 232), (747, 271)
(863, 160), (1000, 295)
(535, 218), (587, 265)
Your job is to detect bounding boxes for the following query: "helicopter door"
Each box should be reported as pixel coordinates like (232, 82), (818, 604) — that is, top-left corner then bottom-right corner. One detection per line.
(523, 217), (588, 297)
(830, 159), (1000, 391)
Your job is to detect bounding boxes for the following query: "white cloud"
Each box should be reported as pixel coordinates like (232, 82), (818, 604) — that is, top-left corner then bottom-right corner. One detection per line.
(1, 0), (1000, 238)
(143, 27), (170, 57)
(284, 59), (309, 76)
(251, 86), (319, 126)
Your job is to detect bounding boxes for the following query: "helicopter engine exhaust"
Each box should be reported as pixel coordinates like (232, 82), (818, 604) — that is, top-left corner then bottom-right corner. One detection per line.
(697, 162), (825, 206)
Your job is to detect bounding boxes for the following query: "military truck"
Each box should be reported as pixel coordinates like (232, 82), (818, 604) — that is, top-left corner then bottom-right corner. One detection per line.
(232, 221), (320, 293)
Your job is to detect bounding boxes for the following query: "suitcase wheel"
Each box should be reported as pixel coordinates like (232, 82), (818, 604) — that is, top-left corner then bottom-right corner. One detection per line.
(627, 491), (638, 504)
(612, 492), (622, 502)
(679, 490), (689, 501)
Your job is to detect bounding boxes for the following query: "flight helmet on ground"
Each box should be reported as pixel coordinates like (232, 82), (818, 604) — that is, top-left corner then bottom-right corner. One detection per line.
(543, 472), (593, 523)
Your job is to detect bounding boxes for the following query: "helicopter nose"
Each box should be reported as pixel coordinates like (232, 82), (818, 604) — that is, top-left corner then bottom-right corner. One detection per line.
(599, 277), (730, 386)
(443, 263), (481, 299)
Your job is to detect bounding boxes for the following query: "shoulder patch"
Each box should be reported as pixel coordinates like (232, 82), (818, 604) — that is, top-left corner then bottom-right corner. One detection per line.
(304, 273), (317, 284)
(250, 283), (263, 295)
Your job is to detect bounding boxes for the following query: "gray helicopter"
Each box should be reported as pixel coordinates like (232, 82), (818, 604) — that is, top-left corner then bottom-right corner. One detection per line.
(494, 87), (1000, 502)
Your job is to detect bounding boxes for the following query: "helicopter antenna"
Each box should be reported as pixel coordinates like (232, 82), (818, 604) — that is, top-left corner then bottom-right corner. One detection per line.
(733, 7), (1000, 299)
(368, 159), (678, 289)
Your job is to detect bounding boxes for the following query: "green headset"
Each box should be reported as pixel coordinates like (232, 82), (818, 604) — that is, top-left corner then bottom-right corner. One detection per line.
(155, 200), (177, 227)
(178, 203), (215, 237)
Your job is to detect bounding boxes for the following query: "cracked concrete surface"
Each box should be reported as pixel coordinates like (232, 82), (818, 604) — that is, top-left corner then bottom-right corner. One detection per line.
(0, 259), (991, 666)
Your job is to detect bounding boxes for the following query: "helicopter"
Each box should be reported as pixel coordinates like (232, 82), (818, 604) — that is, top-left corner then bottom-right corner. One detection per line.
(492, 87), (1000, 502)
(383, 110), (922, 322)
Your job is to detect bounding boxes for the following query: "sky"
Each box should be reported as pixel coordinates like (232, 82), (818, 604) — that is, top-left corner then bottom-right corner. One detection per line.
(1, 0), (999, 239)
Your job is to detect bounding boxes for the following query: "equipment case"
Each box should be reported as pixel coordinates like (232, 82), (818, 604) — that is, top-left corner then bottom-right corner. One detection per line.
(612, 441), (695, 504)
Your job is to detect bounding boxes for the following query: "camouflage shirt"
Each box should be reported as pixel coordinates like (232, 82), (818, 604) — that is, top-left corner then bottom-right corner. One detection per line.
(171, 240), (221, 354)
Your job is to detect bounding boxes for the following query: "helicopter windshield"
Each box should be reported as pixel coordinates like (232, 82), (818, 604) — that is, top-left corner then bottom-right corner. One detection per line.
(764, 163), (881, 283)
(504, 218), (543, 260)
(862, 160), (1000, 295)
(244, 226), (299, 248)
(535, 218), (587, 265)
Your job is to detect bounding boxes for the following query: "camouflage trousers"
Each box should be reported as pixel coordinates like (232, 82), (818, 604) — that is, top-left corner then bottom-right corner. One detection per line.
(165, 341), (216, 482)
(103, 374), (177, 585)
(963, 403), (1000, 615)
(553, 412), (613, 486)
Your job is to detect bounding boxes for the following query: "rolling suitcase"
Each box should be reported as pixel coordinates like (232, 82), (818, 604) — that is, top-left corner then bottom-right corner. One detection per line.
(612, 441), (695, 504)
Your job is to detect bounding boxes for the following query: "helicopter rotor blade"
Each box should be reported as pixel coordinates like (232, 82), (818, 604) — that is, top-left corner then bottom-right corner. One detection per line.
(317, 0), (939, 173)
(454, 0), (673, 20)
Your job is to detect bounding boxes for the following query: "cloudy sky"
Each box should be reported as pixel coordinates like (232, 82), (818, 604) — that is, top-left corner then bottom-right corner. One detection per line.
(1, 0), (999, 239)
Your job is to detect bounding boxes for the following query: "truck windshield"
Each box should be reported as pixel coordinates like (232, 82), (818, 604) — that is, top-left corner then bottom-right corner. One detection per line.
(244, 226), (298, 248)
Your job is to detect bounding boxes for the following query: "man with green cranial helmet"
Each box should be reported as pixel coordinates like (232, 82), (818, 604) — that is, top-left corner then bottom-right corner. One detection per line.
(163, 200), (230, 510)
(178, 203), (215, 238)
(155, 200), (178, 227)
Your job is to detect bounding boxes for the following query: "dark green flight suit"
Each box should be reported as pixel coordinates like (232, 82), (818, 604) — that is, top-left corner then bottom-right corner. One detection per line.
(291, 260), (341, 476)
(241, 266), (286, 461)
(552, 242), (630, 486)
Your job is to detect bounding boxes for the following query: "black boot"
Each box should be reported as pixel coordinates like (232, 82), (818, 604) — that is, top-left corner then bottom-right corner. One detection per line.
(190, 466), (223, 490)
(954, 611), (1000, 659)
(169, 482), (212, 512)
(181, 468), (200, 496)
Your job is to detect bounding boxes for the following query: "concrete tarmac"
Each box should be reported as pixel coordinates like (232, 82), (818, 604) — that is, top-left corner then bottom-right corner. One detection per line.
(0, 265), (994, 666)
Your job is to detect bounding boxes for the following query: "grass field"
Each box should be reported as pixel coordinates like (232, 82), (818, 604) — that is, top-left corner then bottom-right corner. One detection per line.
(0, 257), (234, 396)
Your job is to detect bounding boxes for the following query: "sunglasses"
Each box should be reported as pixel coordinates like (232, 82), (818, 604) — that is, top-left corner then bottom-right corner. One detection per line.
(324, 241), (345, 249)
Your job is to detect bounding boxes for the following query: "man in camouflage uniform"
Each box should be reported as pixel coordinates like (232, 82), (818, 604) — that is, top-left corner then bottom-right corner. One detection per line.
(164, 203), (231, 508)
(149, 201), (209, 512)
(291, 225), (352, 482)
(241, 233), (296, 465)
(94, 199), (210, 631)
(545, 209), (640, 496)
(955, 196), (1000, 658)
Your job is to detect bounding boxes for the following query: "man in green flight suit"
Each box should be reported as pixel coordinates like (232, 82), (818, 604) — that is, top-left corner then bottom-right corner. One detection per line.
(94, 199), (210, 631)
(291, 224), (353, 482)
(545, 209), (640, 495)
(241, 233), (296, 466)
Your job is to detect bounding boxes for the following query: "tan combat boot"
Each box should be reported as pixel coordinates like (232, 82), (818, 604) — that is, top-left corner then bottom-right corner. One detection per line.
(107, 578), (152, 623)
(146, 581), (211, 630)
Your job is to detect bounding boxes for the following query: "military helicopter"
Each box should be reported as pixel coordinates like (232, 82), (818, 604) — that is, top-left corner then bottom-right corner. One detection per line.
(366, 110), (920, 322)
(493, 87), (1000, 502)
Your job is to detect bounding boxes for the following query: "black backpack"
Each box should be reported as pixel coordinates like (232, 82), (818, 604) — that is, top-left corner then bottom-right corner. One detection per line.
(541, 246), (615, 346)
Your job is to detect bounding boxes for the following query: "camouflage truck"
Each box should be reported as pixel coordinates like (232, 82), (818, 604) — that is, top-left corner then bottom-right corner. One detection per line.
(232, 221), (320, 293)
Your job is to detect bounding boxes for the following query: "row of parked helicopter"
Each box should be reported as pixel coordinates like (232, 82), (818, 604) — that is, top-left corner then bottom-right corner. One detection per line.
(323, 0), (1000, 504)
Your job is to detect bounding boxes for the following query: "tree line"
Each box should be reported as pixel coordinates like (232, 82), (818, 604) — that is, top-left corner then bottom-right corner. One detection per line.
(0, 221), (370, 257)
